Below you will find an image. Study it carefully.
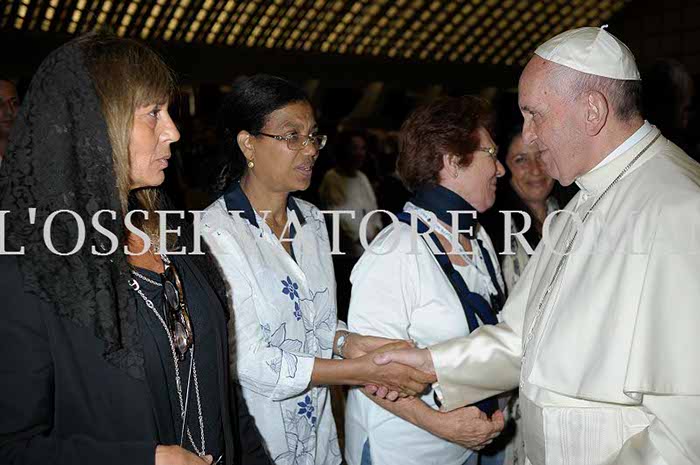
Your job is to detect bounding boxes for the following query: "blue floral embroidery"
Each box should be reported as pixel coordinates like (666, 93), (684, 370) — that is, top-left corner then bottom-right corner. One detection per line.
(281, 276), (300, 300)
(297, 395), (317, 425)
(281, 276), (303, 320)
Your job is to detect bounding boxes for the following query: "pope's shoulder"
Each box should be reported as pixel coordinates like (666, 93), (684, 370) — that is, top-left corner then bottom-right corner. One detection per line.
(639, 137), (700, 201)
(618, 137), (700, 235)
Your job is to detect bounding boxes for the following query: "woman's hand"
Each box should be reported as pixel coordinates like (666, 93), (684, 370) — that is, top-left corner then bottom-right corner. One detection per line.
(342, 333), (414, 360)
(428, 407), (505, 450)
(155, 445), (213, 465)
(352, 347), (436, 398)
(360, 341), (420, 400)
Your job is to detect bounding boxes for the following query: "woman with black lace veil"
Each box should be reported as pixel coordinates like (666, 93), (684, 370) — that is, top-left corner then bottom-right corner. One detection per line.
(0, 34), (270, 465)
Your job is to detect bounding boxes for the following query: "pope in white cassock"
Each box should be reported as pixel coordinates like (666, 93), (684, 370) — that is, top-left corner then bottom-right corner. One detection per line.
(375, 26), (700, 465)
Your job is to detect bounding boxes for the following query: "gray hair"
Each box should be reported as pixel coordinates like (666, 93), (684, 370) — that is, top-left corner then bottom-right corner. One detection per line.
(550, 63), (642, 121)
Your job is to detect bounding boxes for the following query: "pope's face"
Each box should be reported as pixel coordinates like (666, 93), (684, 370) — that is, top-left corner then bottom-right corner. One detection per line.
(518, 56), (586, 186)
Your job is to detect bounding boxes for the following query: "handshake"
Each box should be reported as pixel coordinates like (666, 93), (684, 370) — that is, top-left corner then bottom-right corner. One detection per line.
(343, 334), (505, 451)
(341, 334), (437, 400)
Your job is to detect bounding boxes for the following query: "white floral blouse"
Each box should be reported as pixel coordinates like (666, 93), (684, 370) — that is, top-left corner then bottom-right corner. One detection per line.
(202, 183), (342, 465)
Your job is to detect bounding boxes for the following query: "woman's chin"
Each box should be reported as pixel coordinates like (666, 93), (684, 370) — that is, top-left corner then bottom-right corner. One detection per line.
(291, 177), (312, 192)
(140, 172), (166, 189)
(149, 173), (166, 188)
(128, 176), (165, 191)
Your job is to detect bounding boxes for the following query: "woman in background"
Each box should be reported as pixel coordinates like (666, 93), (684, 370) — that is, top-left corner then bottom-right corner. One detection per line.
(491, 126), (557, 293)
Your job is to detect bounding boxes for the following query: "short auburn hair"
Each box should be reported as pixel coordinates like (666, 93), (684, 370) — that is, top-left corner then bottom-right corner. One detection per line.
(397, 96), (491, 192)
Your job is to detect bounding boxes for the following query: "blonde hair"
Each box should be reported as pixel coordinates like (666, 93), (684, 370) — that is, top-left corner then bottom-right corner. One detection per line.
(79, 32), (175, 241)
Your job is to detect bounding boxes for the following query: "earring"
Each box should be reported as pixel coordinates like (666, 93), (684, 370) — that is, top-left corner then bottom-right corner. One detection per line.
(247, 160), (255, 169)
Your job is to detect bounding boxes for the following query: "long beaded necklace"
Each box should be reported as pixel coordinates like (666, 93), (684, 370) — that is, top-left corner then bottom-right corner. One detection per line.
(128, 255), (207, 456)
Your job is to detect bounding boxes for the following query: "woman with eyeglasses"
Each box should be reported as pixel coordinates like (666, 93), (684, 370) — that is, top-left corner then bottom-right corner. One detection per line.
(0, 34), (269, 465)
(201, 74), (434, 465)
(344, 97), (507, 465)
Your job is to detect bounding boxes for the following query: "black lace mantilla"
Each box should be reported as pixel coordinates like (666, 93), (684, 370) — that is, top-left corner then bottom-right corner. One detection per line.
(0, 38), (144, 379)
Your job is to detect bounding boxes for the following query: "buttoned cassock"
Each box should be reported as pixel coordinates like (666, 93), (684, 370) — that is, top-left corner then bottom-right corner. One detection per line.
(429, 126), (700, 465)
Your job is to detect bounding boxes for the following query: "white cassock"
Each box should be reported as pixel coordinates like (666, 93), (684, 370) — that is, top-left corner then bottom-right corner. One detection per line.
(429, 124), (700, 465)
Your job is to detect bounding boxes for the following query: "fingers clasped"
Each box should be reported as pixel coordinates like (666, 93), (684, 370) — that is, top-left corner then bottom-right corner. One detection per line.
(439, 407), (506, 450)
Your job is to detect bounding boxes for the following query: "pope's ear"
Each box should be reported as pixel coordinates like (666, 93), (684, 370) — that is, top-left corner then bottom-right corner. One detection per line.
(584, 91), (608, 136)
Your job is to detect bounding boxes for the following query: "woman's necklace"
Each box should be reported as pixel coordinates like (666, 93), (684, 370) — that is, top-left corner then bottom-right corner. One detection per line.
(128, 255), (206, 456)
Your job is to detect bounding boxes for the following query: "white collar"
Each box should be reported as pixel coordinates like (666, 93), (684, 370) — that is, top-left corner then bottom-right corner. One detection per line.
(575, 124), (661, 194)
(589, 120), (652, 172)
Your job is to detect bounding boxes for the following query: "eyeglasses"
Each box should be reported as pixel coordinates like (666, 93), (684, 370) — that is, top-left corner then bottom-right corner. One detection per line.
(256, 132), (327, 151)
(162, 262), (193, 360)
(478, 146), (499, 161)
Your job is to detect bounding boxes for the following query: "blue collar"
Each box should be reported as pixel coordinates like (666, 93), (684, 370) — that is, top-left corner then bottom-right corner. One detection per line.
(410, 185), (478, 240)
(222, 182), (307, 230)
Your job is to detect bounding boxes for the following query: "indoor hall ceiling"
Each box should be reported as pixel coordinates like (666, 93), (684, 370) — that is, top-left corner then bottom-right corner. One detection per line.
(1, 0), (632, 67)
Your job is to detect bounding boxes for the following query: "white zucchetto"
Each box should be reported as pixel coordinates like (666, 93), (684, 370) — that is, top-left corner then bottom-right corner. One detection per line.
(534, 26), (641, 81)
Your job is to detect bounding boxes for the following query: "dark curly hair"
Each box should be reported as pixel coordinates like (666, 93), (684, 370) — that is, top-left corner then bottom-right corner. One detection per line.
(397, 96), (491, 192)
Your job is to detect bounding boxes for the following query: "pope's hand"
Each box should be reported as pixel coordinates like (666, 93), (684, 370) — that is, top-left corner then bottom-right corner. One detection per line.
(431, 407), (505, 450)
(373, 347), (435, 376)
(359, 341), (418, 400)
(353, 344), (435, 398)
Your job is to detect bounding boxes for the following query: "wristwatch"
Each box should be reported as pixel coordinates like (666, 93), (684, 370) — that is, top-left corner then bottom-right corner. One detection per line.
(336, 331), (349, 358)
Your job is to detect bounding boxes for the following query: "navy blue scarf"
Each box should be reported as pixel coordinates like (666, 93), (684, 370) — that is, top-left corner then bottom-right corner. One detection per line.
(408, 184), (504, 312)
(402, 185), (505, 416)
(410, 185), (478, 240)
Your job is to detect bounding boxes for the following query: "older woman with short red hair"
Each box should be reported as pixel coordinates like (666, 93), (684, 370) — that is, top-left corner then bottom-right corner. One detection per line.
(345, 96), (507, 465)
